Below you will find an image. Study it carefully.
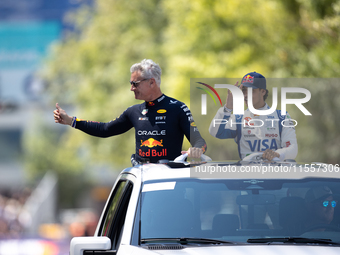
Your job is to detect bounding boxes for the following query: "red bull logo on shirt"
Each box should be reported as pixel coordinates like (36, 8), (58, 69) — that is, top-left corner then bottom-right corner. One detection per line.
(139, 138), (167, 157)
(139, 148), (167, 157)
(140, 138), (163, 148)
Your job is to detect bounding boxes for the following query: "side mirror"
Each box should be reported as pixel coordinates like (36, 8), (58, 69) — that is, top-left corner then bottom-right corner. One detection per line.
(70, 236), (113, 255)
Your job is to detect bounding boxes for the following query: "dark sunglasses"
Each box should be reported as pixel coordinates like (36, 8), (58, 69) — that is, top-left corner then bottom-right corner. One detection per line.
(322, 200), (337, 207)
(129, 78), (149, 87)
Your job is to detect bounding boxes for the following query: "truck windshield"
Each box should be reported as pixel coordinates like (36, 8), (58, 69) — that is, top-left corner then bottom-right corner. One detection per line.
(140, 178), (340, 243)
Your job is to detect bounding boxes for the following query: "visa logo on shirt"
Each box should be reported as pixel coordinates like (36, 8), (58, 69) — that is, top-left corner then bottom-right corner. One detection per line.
(246, 139), (278, 151)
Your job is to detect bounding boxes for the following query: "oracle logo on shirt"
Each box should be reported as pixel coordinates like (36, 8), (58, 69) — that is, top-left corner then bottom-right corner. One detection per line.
(137, 130), (166, 136)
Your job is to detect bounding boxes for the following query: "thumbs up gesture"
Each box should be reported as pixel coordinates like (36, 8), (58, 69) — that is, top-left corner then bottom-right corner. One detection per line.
(53, 103), (72, 125)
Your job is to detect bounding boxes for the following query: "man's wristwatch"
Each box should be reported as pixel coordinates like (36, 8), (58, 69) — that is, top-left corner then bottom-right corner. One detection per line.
(223, 105), (232, 113)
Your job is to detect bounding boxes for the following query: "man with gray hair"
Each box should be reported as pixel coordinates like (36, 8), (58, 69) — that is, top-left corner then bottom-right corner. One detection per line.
(54, 59), (207, 164)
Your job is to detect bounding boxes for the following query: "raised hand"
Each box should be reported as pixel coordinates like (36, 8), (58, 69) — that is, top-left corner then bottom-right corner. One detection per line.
(53, 103), (72, 125)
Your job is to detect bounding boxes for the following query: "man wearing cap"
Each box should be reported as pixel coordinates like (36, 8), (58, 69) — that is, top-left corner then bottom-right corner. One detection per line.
(54, 59), (207, 165)
(305, 186), (336, 229)
(209, 72), (297, 161)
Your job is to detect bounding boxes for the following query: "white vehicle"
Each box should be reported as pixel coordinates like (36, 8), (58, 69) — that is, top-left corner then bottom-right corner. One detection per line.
(70, 157), (340, 255)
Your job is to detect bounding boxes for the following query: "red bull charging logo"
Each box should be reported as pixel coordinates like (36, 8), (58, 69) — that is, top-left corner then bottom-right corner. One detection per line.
(139, 138), (167, 157)
(140, 138), (163, 148)
(242, 74), (254, 84)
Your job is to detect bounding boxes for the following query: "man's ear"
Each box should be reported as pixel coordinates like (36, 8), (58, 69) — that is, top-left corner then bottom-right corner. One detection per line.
(150, 78), (156, 87)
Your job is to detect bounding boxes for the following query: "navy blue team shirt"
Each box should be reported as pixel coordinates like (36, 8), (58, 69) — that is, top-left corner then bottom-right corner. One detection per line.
(75, 94), (207, 163)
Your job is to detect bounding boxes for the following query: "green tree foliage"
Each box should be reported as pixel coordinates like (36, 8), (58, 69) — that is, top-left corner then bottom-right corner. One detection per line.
(38, 0), (169, 172)
(25, 0), (340, 179)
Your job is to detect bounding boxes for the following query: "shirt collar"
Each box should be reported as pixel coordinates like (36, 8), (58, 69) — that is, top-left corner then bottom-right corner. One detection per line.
(146, 94), (165, 107)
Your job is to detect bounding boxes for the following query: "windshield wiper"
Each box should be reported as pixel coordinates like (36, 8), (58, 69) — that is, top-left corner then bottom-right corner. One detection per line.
(141, 237), (235, 245)
(247, 237), (340, 245)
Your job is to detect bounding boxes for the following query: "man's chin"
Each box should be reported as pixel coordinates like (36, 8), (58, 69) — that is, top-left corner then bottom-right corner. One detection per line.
(135, 95), (144, 101)
(133, 92), (146, 101)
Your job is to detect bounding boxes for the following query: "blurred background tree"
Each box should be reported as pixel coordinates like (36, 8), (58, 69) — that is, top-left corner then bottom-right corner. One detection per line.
(25, 0), (340, 184)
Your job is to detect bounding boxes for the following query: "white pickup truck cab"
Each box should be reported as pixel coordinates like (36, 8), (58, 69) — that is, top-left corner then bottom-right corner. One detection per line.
(70, 160), (340, 255)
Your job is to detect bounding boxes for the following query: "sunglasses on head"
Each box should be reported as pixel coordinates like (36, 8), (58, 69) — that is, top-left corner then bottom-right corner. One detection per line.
(322, 200), (337, 207)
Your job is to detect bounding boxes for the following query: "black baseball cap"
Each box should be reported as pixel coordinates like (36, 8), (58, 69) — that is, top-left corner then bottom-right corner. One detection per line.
(241, 72), (266, 90)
